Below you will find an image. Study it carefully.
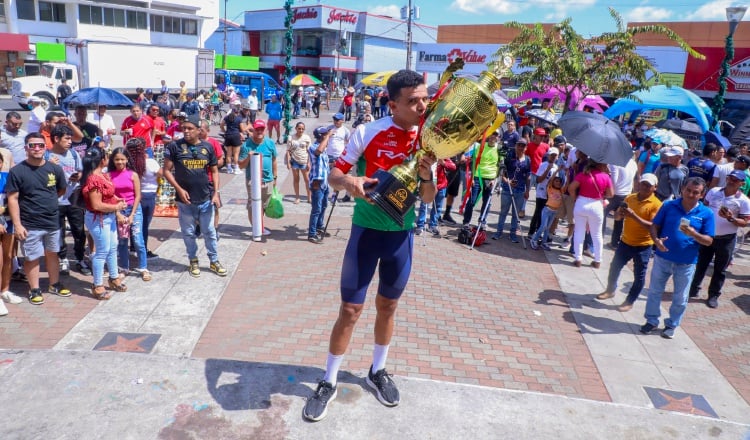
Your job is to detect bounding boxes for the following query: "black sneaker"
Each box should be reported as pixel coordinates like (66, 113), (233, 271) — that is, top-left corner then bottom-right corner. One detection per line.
(442, 214), (457, 225)
(706, 296), (719, 308)
(366, 366), (400, 407)
(147, 251), (159, 259)
(639, 322), (657, 334)
(661, 326), (676, 339)
(340, 195), (351, 202)
(302, 381), (337, 422)
(28, 288), (44, 305)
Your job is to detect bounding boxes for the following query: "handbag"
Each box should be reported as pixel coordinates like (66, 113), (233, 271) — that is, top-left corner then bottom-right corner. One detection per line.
(265, 187), (285, 219)
(589, 172), (609, 207)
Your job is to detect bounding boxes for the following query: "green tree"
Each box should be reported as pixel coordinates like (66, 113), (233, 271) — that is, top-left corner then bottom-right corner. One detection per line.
(494, 8), (704, 113)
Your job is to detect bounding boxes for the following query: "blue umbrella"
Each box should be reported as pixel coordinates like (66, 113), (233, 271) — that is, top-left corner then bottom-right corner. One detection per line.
(703, 131), (731, 147)
(62, 87), (134, 113)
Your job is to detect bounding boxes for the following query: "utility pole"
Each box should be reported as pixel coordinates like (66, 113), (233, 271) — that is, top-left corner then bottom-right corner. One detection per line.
(222, 0), (228, 69)
(405, 0), (413, 70)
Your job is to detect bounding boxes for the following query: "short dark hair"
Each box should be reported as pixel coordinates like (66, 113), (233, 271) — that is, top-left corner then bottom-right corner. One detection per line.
(386, 70), (424, 101)
(24, 132), (44, 144)
(702, 143), (718, 157)
(726, 146), (740, 160)
(5, 111), (21, 121)
(51, 124), (73, 143)
(684, 176), (707, 192)
(45, 111), (63, 122)
(75, 105), (87, 111)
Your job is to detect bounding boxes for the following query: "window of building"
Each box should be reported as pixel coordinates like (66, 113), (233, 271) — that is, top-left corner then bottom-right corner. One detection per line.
(0, 2), (6, 18)
(150, 14), (162, 32)
(114, 8), (126, 27)
(182, 18), (197, 36)
(17, 0), (36, 20)
(39, 1), (66, 23)
(79, 4), (91, 23)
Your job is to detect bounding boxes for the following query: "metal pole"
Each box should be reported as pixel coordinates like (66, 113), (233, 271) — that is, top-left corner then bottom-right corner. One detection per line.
(222, 0), (228, 69)
(405, 0), (413, 70)
(712, 6), (746, 132)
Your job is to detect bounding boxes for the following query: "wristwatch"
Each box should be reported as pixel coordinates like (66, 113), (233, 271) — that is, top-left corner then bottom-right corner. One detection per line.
(727, 217), (735, 223)
(419, 173), (434, 183)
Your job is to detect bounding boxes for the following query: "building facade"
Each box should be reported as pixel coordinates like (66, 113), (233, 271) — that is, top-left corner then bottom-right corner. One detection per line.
(209, 4), (437, 88)
(0, 0), (218, 93)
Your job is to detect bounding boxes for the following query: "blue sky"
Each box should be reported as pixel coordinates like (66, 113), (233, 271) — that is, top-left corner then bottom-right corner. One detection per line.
(223, 0), (746, 38)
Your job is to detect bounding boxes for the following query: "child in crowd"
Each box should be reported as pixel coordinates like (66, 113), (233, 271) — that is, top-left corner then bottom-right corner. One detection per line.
(530, 176), (563, 250)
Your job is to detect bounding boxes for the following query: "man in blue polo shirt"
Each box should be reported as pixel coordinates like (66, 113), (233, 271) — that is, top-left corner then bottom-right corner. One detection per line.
(640, 177), (714, 339)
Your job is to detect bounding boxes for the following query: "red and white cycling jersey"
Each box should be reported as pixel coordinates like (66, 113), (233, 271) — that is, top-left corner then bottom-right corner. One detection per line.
(334, 117), (418, 177)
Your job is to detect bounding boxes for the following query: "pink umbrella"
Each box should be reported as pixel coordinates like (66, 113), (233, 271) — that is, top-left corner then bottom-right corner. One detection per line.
(509, 85), (606, 111)
(576, 95), (609, 112)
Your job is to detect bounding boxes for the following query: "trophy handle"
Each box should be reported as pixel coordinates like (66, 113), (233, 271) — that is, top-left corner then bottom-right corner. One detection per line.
(484, 112), (506, 137)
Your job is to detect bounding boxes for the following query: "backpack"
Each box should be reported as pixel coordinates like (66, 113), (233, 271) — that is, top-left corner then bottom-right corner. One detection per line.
(458, 226), (486, 246)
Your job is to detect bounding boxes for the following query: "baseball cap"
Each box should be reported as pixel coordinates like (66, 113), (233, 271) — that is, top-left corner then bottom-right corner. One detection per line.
(145, 89), (153, 94)
(313, 125), (331, 140)
(728, 169), (748, 181)
(187, 92), (195, 98)
(553, 135), (566, 145)
(515, 138), (528, 146)
(533, 127), (546, 136)
(662, 146), (684, 157)
(736, 155), (750, 166)
(640, 173), (658, 186)
(547, 147), (560, 156)
(242, 101), (251, 109)
(251, 88), (257, 92)
(178, 112), (188, 119)
(253, 119), (266, 130)
(333, 113), (345, 121)
(184, 114), (201, 127)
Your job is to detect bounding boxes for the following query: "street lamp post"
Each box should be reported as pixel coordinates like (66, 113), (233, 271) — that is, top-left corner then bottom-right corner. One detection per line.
(711, 5), (747, 131)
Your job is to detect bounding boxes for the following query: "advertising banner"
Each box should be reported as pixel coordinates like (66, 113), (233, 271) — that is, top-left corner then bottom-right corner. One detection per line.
(415, 44), (502, 74)
(684, 47), (750, 95)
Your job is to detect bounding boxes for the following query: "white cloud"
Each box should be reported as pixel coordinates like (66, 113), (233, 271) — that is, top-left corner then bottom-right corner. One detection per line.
(626, 6), (674, 22)
(368, 5), (401, 18)
(450, 0), (517, 15)
(683, 0), (735, 21)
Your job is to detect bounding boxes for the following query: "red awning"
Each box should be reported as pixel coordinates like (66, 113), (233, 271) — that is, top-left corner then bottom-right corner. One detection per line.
(0, 33), (30, 52)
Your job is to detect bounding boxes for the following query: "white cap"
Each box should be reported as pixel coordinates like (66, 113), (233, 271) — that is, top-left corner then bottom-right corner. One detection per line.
(662, 146), (684, 157)
(640, 173), (658, 186)
(548, 147), (560, 156)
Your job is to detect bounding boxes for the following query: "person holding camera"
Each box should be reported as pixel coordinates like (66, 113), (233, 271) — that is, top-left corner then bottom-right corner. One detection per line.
(688, 169), (750, 308)
(596, 174), (662, 312)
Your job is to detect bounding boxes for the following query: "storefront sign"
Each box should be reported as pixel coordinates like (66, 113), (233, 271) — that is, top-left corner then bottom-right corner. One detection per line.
(684, 46), (750, 94)
(328, 9), (357, 25)
(415, 44), (504, 74)
(291, 7), (318, 24)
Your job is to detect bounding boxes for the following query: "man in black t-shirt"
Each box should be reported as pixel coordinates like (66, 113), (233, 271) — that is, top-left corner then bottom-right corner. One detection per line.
(57, 79), (73, 103)
(71, 105), (102, 157)
(162, 114), (227, 279)
(7, 132), (70, 305)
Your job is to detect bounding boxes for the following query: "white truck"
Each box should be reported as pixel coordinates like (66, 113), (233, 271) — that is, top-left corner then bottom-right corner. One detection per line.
(11, 41), (214, 110)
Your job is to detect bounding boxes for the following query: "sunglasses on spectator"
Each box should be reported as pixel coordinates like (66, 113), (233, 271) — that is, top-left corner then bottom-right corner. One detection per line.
(26, 142), (46, 150)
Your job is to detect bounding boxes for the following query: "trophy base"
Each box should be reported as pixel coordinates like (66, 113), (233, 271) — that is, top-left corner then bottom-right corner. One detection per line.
(367, 170), (417, 227)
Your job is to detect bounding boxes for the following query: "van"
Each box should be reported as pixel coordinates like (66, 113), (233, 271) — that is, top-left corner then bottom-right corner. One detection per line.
(214, 69), (281, 107)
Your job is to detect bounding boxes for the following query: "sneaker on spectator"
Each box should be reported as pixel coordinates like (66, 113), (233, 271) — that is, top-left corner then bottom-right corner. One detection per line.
(366, 366), (400, 407)
(302, 381), (337, 422)
(1, 291), (23, 304)
(491, 232), (503, 240)
(188, 259), (200, 278)
(415, 227), (424, 236)
(48, 282), (71, 297)
(76, 260), (92, 276)
(60, 258), (70, 276)
(263, 227), (272, 236)
(147, 251), (159, 259)
(540, 242), (552, 251)
(529, 240), (539, 250)
(661, 327), (676, 339)
(12, 270), (27, 282)
(639, 322), (657, 334)
(209, 261), (228, 277)
(442, 213), (457, 225)
(706, 296), (719, 308)
(28, 288), (44, 305)
(509, 235), (520, 243)
(427, 226), (440, 236)
(0, 301), (7, 316)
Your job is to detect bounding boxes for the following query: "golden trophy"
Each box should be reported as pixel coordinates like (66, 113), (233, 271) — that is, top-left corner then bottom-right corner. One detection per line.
(368, 56), (512, 226)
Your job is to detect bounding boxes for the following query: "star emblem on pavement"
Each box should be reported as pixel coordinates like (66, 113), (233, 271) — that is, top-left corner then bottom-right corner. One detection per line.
(97, 335), (149, 353)
(657, 390), (714, 417)
(93, 333), (161, 354)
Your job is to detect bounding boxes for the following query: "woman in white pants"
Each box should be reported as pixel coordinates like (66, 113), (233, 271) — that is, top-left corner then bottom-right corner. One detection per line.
(568, 160), (614, 268)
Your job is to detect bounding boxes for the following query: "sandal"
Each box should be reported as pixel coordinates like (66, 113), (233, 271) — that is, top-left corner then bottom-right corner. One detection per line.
(141, 270), (152, 282)
(91, 285), (112, 300)
(108, 277), (128, 292)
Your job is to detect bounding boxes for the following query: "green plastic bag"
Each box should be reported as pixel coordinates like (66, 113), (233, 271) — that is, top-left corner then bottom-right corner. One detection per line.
(266, 187), (285, 219)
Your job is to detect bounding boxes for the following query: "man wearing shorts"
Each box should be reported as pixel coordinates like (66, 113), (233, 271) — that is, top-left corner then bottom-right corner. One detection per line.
(238, 119), (277, 237)
(265, 95), (282, 144)
(303, 70), (437, 422)
(7, 132), (70, 305)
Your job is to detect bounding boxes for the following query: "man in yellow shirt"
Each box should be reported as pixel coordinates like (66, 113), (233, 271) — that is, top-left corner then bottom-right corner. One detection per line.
(596, 173), (662, 311)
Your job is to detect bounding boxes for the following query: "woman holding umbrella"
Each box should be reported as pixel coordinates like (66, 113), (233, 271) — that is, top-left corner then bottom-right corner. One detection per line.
(567, 160), (613, 268)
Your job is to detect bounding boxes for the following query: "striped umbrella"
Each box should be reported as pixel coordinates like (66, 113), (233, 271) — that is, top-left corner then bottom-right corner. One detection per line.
(290, 74), (322, 86)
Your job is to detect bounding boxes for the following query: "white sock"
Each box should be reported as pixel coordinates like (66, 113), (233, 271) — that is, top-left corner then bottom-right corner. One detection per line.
(323, 353), (344, 386)
(372, 344), (390, 373)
